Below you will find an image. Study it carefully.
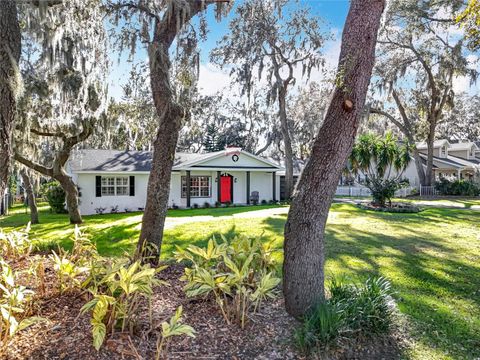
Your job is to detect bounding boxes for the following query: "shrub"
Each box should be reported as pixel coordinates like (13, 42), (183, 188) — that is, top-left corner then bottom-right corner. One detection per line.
(0, 259), (44, 352)
(193, 203), (199, 209)
(295, 276), (394, 353)
(155, 306), (195, 360)
(175, 235), (280, 329)
(49, 226), (96, 293)
(94, 207), (107, 215)
(110, 205), (119, 214)
(81, 259), (166, 350)
(435, 178), (480, 196)
(203, 202), (210, 208)
(261, 199), (267, 205)
(45, 183), (67, 213)
(214, 201), (221, 208)
(0, 223), (33, 259)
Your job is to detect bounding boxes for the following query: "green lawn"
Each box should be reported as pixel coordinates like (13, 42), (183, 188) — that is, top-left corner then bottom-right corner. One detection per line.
(1, 202), (479, 359)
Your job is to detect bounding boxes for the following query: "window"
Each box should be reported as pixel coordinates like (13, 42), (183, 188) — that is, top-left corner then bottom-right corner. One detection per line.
(440, 146), (447, 157)
(101, 176), (129, 196)
(181, 176), (211, 198)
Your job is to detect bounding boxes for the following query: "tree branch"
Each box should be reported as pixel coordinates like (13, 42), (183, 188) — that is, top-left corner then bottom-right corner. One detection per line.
(14, 152), (53, 178)
(30, 128), (65, 139)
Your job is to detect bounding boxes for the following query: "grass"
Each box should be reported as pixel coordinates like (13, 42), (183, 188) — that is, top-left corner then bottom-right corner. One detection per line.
(1, 202), (480, 359)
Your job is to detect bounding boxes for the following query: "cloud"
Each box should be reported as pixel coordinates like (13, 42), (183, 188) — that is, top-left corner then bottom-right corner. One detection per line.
(198, 63), (231, 96)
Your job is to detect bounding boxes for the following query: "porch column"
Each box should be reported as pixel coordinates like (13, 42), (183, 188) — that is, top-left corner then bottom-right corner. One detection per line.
(186, 170), (191, 208)
(272, 171), (276, 202)
(457, 169), (461, 180)
(246, 171), (251, 205)
(217, 171), (221, 202)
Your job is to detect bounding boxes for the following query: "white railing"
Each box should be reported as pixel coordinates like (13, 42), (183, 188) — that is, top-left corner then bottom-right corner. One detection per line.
(335, 186), (371, 197)
(335, 185), (416, 198)
(419, 186), (438, 197)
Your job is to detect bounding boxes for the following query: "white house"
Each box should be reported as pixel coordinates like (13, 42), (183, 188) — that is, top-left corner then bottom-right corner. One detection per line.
(407, 139), (480, 185)
(68, 148), (283, 215)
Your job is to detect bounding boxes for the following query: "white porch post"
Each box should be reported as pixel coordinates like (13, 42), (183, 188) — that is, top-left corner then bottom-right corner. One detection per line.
(457, 169), (461, 180)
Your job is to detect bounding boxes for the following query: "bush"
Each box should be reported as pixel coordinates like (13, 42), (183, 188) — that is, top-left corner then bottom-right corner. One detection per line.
(0, 258), (45, 352)
(176, 235), (280, 329)
(193, 203), (199, 209)
(0, 222), (33, 259)
(295, 276), (394, 353)
(45, 183), (67, 213)
(365, 177), (404, 207)
(261, 199), (267, 205)
(214, 201), (221, 208)
(435, 178), (480, 196)
(203, 202), (210, 208)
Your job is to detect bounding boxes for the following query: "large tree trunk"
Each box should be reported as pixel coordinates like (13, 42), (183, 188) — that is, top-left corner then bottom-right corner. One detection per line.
(278, 87), (295, 200)
(424, 119), (436, 186)
(56, 173), (82, 224)
(20, 170), (39, 224)
(0, 1), (21, 203)
(412, 148), (426, 186)
(137, 3), (210, 261)
(283, 0), (386, 318)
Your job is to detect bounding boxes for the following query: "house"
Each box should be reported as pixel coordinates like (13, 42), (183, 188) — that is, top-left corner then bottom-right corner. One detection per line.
(411, 139), (480, 185)
(68, 148), (283, 215)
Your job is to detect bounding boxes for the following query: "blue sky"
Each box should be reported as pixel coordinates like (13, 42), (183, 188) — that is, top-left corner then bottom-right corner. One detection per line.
(108, 0), (350, 100)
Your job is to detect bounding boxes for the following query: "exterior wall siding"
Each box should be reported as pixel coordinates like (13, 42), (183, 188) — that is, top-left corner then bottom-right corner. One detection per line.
(76, 170), (280, 215)
(77, 173), (150, 215)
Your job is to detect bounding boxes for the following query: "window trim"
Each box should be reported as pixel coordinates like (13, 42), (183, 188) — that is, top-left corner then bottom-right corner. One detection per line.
(181, 175), (212, 198)
(101, 176), (130, 197)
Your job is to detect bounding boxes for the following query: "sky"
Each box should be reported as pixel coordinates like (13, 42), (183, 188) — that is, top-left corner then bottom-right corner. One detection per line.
(107, 0), (479, 101)
(107, 0), (351, 100)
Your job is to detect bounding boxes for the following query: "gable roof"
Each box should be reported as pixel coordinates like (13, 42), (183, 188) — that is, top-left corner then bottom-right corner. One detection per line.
(69, 149), (283, 173)
(416, 139), (449, 149)
(449, 142), (479, 151)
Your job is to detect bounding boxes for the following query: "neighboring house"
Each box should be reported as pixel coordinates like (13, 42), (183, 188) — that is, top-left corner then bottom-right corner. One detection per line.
(411, 139), (480, 185)
(284, 139), (480, 189)
(68, 148), (283, 215)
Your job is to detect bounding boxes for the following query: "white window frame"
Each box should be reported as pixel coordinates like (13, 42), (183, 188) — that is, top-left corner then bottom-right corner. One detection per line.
(101, 176), (129, 196)
(181, 176), (211, 198)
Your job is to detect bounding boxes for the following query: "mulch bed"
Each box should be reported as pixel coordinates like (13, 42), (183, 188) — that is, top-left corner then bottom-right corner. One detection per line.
(357, 202), (421, 213)
(4, 257), (410, 360)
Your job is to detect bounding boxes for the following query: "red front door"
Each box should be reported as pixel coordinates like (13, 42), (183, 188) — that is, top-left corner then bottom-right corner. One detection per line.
(220, 176), (232, 203)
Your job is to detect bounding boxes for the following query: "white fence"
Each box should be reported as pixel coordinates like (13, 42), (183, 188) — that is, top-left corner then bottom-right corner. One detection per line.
(335, 186), (416, 198)
(419, 186), (438, 197)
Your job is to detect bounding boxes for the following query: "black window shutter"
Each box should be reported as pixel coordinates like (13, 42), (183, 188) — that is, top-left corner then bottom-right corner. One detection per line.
(95, 176), (102, 197)
(129, 176), (135, 196)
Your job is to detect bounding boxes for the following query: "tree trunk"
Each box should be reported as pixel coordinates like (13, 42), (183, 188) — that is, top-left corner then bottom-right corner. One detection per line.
(0, 1), (21, 203)
(278, 87), (295, 200)
(424, 118), (437, 186)
(20, 170), (39, 224)
(283, 0), (386, 318)
(56, 174), (82, 224)
(412, 148), (426, 186)
(137, 3), (210, 261)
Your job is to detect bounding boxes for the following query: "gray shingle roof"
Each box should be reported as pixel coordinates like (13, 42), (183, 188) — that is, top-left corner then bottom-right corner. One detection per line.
(69, 150), (214, 172)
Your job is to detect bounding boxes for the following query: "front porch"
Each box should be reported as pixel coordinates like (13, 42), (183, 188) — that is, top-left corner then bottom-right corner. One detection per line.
(170, 170), (279, 208)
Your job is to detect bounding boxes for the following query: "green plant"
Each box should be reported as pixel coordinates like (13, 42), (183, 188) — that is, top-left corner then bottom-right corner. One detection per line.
(176, 235), (280, 328)
(349, 132), (412, 207)
(0, 223), (33, 259)
(50, 251), (89, 293)
(295, 276), (395, 353)
(45, 184), (67, 213)
(203, 202), (210, 208)
(81, 259), (166, 350)
(155, 306), (195, 360)
(294, 301), (344, 352)
(0, 259), (44, 352)
(435, 178), (480, 196)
